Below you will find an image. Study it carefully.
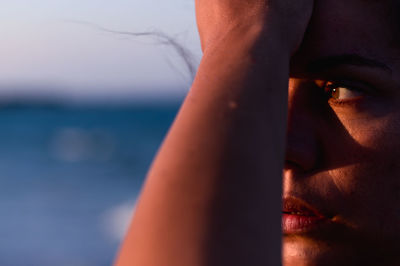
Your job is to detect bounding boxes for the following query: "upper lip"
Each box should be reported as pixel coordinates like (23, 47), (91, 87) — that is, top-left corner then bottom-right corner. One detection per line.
(282, 196), (326, 218)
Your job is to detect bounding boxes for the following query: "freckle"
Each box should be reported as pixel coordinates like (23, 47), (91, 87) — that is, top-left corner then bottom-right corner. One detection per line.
(228, 101), (238, 110)
(331, 216), (340, 223)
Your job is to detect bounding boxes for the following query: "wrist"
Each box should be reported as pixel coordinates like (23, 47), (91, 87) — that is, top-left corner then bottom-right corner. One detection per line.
(202, 19), (291, 68)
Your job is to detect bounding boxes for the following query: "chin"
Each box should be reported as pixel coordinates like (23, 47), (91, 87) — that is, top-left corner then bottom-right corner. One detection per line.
(282, 235), (397, 266)
(283, 236), (357, 266)
(283, 237), (323, 266)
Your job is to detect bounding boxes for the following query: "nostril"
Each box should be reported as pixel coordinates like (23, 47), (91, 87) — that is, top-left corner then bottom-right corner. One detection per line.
(284, 159), (304, 172)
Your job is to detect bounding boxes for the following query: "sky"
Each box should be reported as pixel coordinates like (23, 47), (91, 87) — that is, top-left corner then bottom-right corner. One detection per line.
(0, 0), (202, 102)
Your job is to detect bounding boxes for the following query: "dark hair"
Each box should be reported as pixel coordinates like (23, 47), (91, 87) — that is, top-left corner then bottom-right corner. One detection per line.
(68, 20), (197, 83)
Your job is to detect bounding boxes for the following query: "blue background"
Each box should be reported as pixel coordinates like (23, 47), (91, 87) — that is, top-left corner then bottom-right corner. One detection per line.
(0, 104), (180, 265)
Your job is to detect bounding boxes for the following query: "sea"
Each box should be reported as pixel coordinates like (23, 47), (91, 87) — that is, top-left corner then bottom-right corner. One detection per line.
(0, 102), (180, 266)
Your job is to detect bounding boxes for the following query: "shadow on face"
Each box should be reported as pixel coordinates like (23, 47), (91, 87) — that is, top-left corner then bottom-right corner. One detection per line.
(283, 0), (400, 265)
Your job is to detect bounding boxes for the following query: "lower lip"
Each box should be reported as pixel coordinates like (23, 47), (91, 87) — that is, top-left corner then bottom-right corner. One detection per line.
(282, 213), (326, 234)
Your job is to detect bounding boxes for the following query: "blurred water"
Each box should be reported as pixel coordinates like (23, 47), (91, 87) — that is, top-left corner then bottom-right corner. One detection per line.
(0, 103), (179, 266)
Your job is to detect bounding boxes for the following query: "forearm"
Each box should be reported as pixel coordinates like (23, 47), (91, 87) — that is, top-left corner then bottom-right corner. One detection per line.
(116, 23), (289, 266)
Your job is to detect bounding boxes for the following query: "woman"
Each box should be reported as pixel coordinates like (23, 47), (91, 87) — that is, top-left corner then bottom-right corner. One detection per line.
(116, 0), (400, 265)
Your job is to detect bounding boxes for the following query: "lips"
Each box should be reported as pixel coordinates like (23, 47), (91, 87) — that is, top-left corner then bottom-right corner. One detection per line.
(282, 197), (328, 234)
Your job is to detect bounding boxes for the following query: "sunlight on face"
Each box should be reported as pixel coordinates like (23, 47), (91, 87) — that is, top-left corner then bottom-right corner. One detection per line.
(283, 0), (400, 265)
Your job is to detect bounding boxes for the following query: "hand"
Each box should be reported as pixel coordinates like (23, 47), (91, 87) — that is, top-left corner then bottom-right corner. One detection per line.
(195, 0), (314, 55)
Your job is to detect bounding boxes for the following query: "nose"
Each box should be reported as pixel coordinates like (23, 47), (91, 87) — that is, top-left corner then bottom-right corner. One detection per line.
(285, 79), (321, 172)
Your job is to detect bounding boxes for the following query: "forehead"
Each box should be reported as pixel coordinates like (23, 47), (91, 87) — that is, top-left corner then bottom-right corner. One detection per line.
(294, 0), (398, 65)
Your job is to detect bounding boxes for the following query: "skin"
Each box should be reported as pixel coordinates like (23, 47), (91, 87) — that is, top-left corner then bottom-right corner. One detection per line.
(116, 0), (400, 265)
(284, 0), (400, 265)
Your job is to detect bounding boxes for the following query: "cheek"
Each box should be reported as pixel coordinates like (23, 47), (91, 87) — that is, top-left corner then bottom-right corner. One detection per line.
(346, 116), (400, 150)
(332, 163), (400, 243)
(333, 114), (400, 238)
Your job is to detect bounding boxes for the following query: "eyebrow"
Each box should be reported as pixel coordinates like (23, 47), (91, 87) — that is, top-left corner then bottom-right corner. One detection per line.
(306, 54), (392, 74)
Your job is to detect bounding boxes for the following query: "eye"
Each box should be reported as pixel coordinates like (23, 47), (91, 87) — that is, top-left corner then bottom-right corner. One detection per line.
(317, 80), (366, 101)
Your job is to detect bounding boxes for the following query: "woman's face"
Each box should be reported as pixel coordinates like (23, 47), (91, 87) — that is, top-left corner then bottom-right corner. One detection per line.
(284, 0), (400, 265)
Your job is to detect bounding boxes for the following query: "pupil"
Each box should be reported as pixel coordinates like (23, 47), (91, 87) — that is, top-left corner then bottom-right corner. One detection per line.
(332, 88), (339, 99)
